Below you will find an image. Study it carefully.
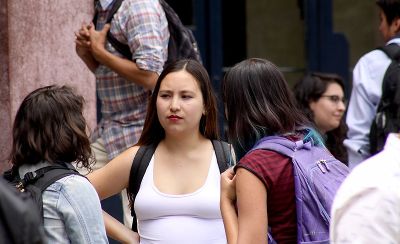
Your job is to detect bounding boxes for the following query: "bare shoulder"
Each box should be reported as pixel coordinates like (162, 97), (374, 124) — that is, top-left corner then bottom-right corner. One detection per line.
(87, 145), (142, 197)
(111, 146), (141, 169)
(120, 145), (140, 160)
(89, 146), (140, 180)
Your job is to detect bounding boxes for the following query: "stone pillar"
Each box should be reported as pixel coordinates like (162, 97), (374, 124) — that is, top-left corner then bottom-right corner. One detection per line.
(0, 0), (97, 172)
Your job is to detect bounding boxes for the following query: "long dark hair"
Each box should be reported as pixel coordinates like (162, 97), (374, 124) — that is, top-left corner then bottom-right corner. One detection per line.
(293, 72), (348, 164)
(137, 59), (219, 146)
(222, 58), (310, 160)
(9, 85), (94, 169)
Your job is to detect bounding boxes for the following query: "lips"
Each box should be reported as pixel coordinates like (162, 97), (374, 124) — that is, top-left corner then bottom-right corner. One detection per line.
(167, 115), (182, 120)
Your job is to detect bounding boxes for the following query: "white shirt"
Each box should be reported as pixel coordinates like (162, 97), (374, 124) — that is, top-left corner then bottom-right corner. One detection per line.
(134, 153), (227, 244)
(99, 0), (114, 9)
(330, 133), (400, 243)
(344, 38), (400, 169)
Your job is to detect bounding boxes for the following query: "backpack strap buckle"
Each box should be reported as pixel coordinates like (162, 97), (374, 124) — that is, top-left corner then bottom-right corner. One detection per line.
(16, 171), (39, 192)
(23, 171), (37, 183)
(16, 181), (25, 192)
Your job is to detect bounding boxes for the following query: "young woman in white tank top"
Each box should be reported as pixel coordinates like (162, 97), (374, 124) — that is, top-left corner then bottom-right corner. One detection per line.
(88, 60), (231, 243)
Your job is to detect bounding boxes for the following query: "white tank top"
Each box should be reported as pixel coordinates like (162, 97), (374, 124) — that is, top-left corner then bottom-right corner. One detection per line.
(134, 152), (227, 244)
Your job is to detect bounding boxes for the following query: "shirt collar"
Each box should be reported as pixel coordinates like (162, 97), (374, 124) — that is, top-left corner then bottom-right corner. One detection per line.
(99, 0), (114, 10)
(387, 34), (400, 45)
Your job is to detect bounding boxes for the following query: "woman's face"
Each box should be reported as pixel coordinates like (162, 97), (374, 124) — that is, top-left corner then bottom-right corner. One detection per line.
(309, 82), (346, 134)
(156, 70), (205, 136)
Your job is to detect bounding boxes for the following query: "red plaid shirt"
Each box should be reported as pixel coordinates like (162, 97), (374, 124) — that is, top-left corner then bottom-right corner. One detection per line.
(92, 0), (169, 159)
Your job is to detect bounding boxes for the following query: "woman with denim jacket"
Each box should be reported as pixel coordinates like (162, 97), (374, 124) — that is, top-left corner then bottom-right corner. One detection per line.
(8, 85), (108, 243)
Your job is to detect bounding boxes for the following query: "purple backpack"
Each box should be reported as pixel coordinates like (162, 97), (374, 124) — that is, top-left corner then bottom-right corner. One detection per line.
(251, 136), (349, 243)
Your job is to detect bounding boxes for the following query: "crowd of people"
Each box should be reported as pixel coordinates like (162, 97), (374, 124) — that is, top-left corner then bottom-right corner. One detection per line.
(1, 0), (400, 243)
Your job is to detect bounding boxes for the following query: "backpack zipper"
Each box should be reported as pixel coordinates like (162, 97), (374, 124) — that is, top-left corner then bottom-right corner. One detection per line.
(316, 159), (329, 173)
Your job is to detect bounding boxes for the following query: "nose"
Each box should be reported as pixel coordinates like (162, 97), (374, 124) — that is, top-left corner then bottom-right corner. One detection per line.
(337, 100), (346, 111)
(170, 96), (180, 111)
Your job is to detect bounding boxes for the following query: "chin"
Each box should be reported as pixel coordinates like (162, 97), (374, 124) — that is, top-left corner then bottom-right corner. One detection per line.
(326, 125), (339, 132)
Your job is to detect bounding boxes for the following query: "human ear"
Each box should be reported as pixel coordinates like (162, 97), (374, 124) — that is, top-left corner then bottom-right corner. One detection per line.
(392, 17), (400, 34)
(309, 100), (317, 113)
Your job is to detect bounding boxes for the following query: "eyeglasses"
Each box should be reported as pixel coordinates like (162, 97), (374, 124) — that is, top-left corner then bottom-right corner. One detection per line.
(320, 95), (347, 105)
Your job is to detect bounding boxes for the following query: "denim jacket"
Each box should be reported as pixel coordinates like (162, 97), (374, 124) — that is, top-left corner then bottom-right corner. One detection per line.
(19, 162), (108, 244)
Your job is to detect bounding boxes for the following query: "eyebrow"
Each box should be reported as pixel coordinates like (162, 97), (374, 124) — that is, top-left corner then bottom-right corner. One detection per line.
(159, 89), (196, 94)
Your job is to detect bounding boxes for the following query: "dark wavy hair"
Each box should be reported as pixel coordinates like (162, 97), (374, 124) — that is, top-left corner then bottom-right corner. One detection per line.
(222, 58), (310, 160)
(293, 72), (348, 164)
(137, 59), (219, 146)
(376, 0), (400, 25)
(9, 85), (94, 169)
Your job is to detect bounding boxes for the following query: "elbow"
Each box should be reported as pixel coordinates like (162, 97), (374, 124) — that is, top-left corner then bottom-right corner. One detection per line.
(142, 72), (158, 90)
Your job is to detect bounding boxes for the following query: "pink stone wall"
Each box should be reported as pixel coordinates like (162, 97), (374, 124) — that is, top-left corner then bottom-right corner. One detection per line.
(1, 0), (97, 172)
(0, 0), (11, 172)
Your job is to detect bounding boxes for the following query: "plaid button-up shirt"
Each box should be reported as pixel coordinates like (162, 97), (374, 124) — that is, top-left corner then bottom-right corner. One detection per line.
(92, 0), (169, 160)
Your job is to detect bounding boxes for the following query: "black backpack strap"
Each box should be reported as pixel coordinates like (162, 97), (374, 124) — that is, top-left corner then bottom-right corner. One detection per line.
(22, 163), (82, 216)
(212, 140), (232, 173)
(93, 0), (124, 26)
(107, 33), (132, 59)
(128, 144), (157, 232)
(93, 0), (132, 59)
(375, 43), (400, 109)
(378, 43), (400, 61)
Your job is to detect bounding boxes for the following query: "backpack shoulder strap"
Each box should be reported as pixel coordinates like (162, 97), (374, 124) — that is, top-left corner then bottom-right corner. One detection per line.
(93, 0), (132, 59)
(377, 43), (400, 61)
(212, 140), (232, 173)
(105, 0), (124, 24)
(32, 164), (82, 193)
(106, 0), (132, 59)
(251, 136), (298, 158)
(106, 33), (132, 59)
(93, 0), (124, 27)
(376, 43), (400, 108)
(128, 144), (157, 232)
(22, 163), (82, 215)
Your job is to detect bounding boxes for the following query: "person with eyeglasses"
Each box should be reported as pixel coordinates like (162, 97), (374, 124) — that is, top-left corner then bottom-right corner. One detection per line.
(293, 72), (348, 165)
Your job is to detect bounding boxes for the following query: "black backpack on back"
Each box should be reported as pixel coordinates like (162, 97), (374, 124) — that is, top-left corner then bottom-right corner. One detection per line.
(127, 140), (233, 232)
(3, 163), (83, 217)
(369, 43), (400, 155)
(94, 0), (202, 66)
(0, 177), (45, 244)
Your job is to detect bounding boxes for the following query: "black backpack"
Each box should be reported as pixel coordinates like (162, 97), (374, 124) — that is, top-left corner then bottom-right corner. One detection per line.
(369, 43), (400, 155)
(3, 162), (83, 217)
(0, 178), (45, 244)
(127, 140), (232, 232)
(93, 0), (202, 66)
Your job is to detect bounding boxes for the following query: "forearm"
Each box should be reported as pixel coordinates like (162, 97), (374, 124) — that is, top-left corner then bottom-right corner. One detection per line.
(79, 53), (99, 73)
(104, 211), (139, 244)
(93, 47), (158, 90)
(221, 199), (238, 244)
(345, 85), (374, 166)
